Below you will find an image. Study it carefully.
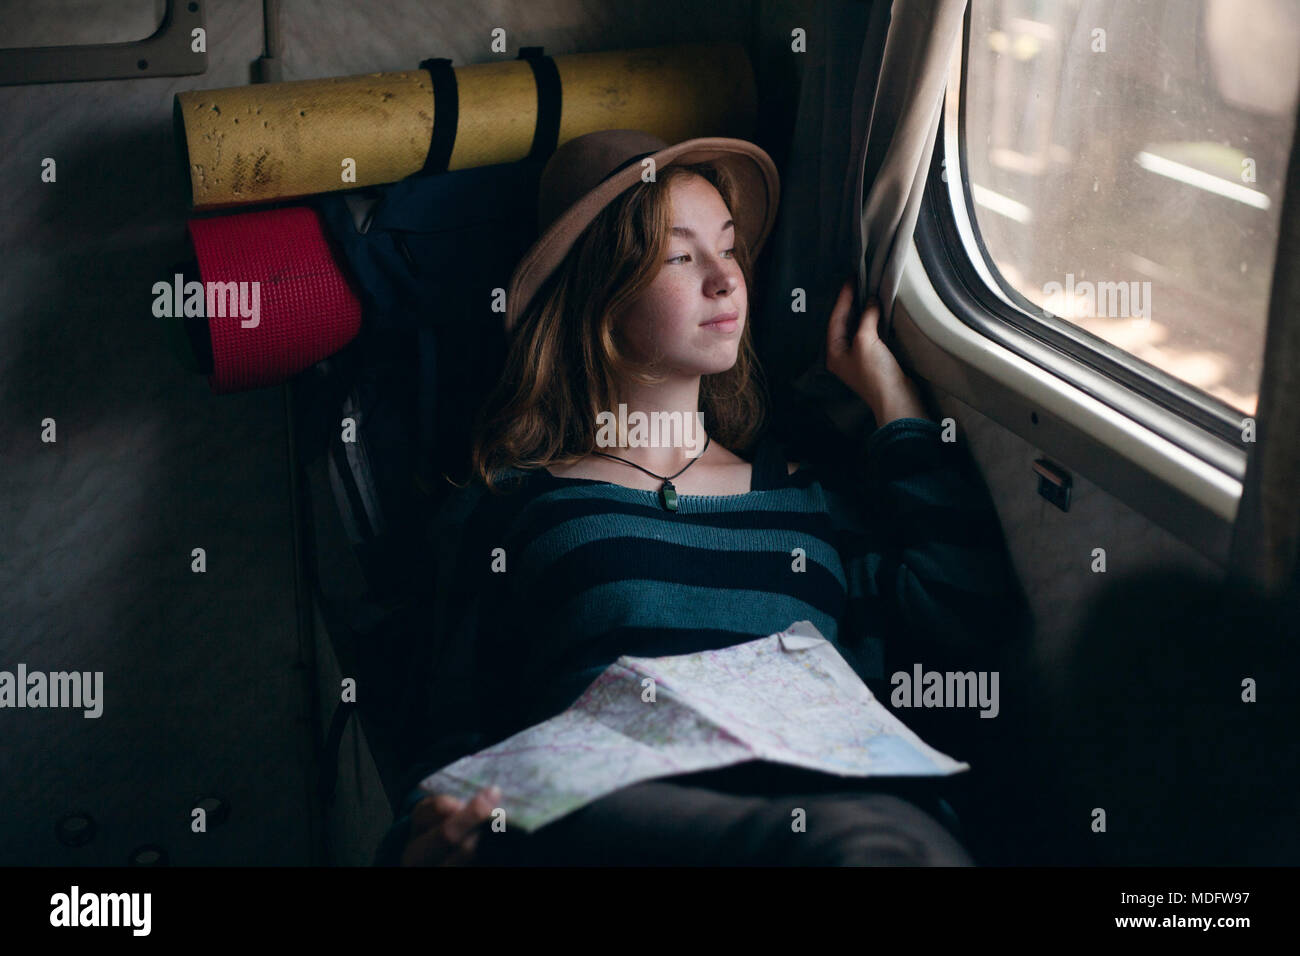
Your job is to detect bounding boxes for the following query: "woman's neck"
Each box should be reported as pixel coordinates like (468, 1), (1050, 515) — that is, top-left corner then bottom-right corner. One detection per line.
(595, 379), (708, 472)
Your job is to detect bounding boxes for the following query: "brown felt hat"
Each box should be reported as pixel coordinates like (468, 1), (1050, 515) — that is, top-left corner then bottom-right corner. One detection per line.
(505, 129), (780, 334)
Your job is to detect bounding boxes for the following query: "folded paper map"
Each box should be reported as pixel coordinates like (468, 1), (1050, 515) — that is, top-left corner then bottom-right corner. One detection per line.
(421, 620), (969, 832)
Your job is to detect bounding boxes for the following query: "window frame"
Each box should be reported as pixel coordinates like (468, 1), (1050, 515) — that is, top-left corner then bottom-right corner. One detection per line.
(915, 5), (1261, 483)
(0, 0), (206, 86)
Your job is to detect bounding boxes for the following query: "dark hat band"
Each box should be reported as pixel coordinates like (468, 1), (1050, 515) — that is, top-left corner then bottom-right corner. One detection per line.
(599, 149), (659, 185)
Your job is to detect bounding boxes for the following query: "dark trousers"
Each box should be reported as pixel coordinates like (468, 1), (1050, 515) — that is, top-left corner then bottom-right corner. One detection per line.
(474, 762), (974, 866)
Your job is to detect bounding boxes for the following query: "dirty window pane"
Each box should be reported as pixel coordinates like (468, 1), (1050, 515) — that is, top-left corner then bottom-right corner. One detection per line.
(964, 0), (1300, 415)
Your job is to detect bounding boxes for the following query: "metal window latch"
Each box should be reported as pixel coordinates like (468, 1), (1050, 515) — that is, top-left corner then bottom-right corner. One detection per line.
(1033, 458), (1072, 512)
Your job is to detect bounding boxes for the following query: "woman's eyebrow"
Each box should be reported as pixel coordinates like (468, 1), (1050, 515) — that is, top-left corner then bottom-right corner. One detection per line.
(670, 219), (735, 238)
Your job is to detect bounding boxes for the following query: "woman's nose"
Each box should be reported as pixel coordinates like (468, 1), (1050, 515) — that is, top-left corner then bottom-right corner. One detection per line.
(707, 259), (740, 296)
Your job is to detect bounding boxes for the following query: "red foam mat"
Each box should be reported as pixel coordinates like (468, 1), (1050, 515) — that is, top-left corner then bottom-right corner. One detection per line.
(187, 206), (362, 394)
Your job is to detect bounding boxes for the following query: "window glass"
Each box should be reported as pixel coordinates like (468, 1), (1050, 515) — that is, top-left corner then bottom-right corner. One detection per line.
(964, 0), (1300, 415)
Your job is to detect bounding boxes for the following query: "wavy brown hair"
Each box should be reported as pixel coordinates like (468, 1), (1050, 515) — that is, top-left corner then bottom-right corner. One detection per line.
(463, 161), (769, 494)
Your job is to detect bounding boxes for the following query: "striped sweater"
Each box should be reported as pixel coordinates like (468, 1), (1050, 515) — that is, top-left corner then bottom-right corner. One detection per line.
(376, 416), (1025, 863)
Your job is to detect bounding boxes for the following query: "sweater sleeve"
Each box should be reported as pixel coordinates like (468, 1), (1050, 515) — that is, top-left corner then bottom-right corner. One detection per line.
(827, 416), (1030, 693)
(813, 416), (1032, 820)
(373, 479), (524, 866)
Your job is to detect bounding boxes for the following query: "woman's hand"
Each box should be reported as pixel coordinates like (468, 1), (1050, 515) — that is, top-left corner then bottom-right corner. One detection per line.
(825, 278), (928, 426)
(399, 785), (500, 866)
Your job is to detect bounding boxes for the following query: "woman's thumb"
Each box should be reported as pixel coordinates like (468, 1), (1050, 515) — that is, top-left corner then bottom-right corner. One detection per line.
(858, 297), (881, 343)
(826, 278), (855, 354)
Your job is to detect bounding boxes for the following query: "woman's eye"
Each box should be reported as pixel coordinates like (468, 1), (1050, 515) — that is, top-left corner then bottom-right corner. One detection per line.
(667, 249), (735, 264)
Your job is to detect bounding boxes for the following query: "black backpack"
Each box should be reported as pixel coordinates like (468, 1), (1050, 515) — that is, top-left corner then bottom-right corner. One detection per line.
(292, 156), (545, 798)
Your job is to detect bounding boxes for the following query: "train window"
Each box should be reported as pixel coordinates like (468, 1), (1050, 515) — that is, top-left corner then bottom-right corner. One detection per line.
(960, 0), (1299, 418)
(0, 1), (165, 48)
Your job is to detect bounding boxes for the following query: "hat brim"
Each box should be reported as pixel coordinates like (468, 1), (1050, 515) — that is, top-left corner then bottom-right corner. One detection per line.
(505, 137), (779, 333)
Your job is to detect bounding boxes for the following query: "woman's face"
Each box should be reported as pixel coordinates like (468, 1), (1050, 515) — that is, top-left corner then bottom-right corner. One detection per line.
(614, 173), (747, 376)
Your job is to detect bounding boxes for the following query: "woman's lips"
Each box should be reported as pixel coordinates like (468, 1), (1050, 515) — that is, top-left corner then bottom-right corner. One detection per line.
(702, 311), (739, 332)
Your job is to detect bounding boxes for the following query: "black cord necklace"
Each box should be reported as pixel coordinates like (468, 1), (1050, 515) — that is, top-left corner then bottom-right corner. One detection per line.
(590, 434), (711, 512)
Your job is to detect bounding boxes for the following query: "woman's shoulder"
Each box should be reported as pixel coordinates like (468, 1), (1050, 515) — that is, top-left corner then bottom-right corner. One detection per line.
(432, 467), (545, 530)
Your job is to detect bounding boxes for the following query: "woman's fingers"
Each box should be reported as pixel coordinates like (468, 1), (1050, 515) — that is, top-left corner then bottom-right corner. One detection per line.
(400, 788), (498, 866)
(827, 279), (885, 356)
(856, 297), (881, 347)
(826, 278), (855, 357)
(409, 793), (463, 834)
(441, 786), (500, 846)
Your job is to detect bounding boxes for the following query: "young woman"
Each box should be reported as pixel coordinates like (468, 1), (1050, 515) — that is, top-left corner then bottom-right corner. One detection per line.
(379, 130), (1023, 866)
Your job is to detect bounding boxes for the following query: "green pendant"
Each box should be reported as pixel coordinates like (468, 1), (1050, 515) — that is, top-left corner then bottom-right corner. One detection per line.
(660, 480), (678, 512)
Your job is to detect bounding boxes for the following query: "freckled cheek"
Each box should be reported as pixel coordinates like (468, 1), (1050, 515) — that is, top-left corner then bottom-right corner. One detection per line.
(648, 281), (698, 326)
(624, 295), (686, 355)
